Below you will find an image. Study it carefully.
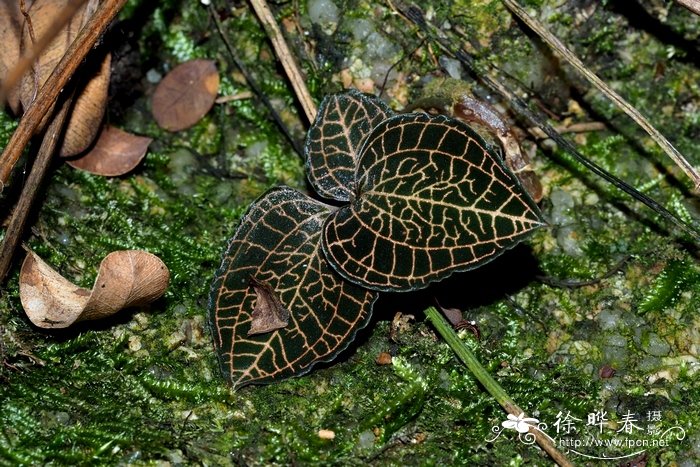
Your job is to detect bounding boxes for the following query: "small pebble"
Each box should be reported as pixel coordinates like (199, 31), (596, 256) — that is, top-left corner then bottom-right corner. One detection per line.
(548, 187), (575, 226)
(597, 308), (623, 331)
(637, 356), (661, 372)
(307, 0), (339, 33)
(643, 333), (671, 357)
(357, 430), (375, 449)
(599, 364), (616, 379)
(146, 68), (162, 84)
(375, 352), (392, 365)
(128, 335), (142, 352)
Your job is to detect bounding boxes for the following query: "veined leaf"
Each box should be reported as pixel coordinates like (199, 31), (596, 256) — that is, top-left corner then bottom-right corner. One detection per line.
(305, 89), (393, 202)
(322, 113), (545, 292)
(209, 187), (377, 387)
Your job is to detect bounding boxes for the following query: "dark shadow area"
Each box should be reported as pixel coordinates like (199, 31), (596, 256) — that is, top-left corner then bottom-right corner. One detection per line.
(310, 244), (542, 371)
(105, 0), (186, 122)
(375, 243), (543, 319)
(28, 296), (168, 344)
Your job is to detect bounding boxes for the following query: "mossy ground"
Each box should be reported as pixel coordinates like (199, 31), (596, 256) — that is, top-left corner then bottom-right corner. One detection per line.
(1, 0), (700, 465)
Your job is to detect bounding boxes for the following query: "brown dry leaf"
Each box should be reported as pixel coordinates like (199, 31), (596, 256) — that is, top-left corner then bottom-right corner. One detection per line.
(247, 277), (290, 336)
(66, 125), (152, 176)
(19, 0), (110, 156)
(0, 0), (23, 113)
(20, 249), (170, 329)
(151, 59), (219, 132)
(58, 51), (111, 157)
(435, 300), (463, 326)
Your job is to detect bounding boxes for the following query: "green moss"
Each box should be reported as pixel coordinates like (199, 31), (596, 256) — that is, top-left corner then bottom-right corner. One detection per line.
(2, 0), (700, 464)
(363, 357), (427, 443)
(638, 259), (700, 314)
(0, 110), (17, 146)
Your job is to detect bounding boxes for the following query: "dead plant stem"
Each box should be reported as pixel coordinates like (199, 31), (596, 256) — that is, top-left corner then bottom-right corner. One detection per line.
(675, 0), (700, 16)
(0, 99), (72, 283)
(248, 0), (317, 123)
(423, 306), (574, 467)
(210, 4), (303, 157)
(0, 0), (89, 108)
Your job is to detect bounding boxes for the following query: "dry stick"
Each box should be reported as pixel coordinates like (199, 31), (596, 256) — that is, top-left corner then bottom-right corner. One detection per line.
(676, 0), (700, 16)
(0, 0), (89, 107)
(528, 121), (606, 139)
(0, 100), (71, 283)
(248, 0), (317, 123)
(502, 0), (700, 191)
(0, 0), (127, 191)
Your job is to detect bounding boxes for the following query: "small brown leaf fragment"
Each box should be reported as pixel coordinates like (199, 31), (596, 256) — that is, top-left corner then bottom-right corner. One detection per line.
(151, 59), (219, 132)
(599, 364), (616, 379)
(20, 250), (169, 329)
(20, 250), (90, 327)
(389, 312), (414, 342)
(436, 303), (463, 327)
(247, 277), (290, 336)
(66, 125), (152, 176)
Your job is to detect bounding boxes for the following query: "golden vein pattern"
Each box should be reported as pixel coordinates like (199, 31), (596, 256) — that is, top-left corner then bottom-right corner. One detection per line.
(209, 187), (376, 387)
(322, 113), (545, 292)
(305, 89), (392, 202)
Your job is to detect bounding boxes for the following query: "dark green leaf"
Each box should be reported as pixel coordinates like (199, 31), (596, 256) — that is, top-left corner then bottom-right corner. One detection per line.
(209, 187), (377, 387)
(305, 89), (393, 202)
(322, 113), (545, 292)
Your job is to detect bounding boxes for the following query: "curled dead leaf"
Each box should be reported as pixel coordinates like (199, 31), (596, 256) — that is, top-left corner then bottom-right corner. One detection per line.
(19, 0), (110, 156)
(58, 51), (111, 157)
(151, 59), (219, 132)
(20, 249), (169, 329)
(66, 125), (152, 176)
(19, 0), (84, 116)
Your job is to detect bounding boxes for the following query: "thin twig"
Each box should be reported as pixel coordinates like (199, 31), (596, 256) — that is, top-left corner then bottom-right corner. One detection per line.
(527, 121), (606, 139)
(423, 306), (574, 467)
(675, 0), (700, 16)
(19, 0), (40, 104)
(248, 0), (317, 123)
(537, 255), (632, 288)
(501, 0), (700, 191)
(0, 99), (72, 283)
(215, 91), (254, 104)
(0, 0), (127, 191)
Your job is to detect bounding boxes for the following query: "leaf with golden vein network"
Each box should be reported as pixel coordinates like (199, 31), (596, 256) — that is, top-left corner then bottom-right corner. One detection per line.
(305, 89), (393, 202)
(322, 113), (545, 292)
(209, 187), (377, 387)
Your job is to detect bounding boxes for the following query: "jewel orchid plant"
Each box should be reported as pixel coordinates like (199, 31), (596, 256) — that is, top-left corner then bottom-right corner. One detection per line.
(209, 89), (544, 388)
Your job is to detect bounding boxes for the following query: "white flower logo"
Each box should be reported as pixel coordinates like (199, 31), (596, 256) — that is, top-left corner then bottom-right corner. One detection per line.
(502, 413), (540, 434)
